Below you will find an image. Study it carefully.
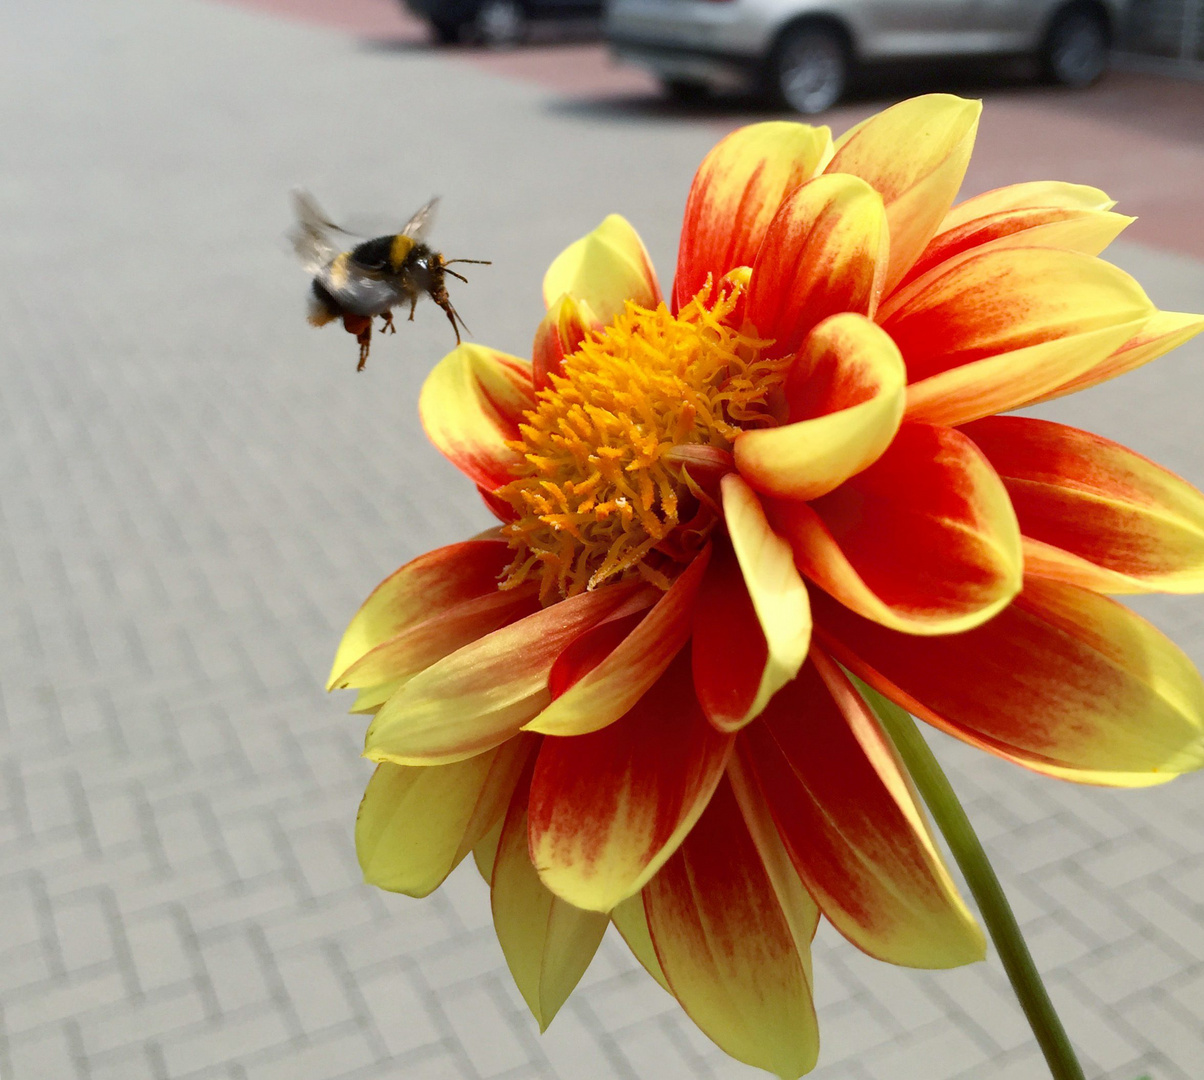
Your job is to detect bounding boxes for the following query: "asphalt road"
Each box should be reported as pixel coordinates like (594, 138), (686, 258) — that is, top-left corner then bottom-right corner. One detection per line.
(2, 1), (1203, 1079)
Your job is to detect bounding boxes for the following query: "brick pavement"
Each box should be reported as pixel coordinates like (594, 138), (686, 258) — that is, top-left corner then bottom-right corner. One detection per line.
(1, 1), (1202, 1078)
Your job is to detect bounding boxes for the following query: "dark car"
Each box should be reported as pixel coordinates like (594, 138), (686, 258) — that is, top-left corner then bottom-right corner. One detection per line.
(403, 0), (602, 44)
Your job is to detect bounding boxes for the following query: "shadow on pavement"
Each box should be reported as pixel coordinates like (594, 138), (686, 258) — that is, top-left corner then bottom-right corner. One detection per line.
(546, 60), (1204, 148)
(362, 17), (603, 53)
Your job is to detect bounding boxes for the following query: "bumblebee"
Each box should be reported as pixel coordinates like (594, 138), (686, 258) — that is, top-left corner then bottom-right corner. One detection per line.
(291, 191), (490, 371)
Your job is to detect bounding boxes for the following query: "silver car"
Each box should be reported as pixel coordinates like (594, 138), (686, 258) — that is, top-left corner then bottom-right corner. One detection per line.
(606, 0), (1126, 113)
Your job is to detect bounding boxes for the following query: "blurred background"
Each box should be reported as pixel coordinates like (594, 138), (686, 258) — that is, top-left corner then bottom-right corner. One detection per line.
(2, 1), (1203, 1079)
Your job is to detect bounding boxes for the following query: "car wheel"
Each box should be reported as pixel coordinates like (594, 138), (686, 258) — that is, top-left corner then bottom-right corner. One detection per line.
(430, 18), (463, 43)
(475, 0), (526, 46)
(770, 25), (848, 115)
(660, 78), (710, 105)
(1042, 6), (1109, 88)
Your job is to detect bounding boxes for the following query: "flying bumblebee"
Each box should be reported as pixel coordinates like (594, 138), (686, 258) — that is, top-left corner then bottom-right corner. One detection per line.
(291, 191), (490, 371)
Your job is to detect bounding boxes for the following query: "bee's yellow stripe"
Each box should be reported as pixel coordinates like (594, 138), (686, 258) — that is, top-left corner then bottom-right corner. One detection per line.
(390, 234), (416, 271)
(328, 251), (352, 289)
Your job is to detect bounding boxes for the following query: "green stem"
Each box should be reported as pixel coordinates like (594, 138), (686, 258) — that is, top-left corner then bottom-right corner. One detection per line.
(859, 680), (1086, 1080)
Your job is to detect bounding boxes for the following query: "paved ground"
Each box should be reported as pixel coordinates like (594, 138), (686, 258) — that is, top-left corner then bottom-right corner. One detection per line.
(1, 2), (1203, 1079)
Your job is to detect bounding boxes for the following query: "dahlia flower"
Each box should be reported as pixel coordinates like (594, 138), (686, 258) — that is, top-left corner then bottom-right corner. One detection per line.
(329, 95), (1204, 1076)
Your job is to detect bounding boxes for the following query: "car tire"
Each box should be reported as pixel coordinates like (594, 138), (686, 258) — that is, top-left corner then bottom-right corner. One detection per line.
(430, 18), (463, 43)
(660, 78), (710, 105)
(475, 0), (526, 46)
(1042, 6), (1109, 88)
(769, 25), (848, 115)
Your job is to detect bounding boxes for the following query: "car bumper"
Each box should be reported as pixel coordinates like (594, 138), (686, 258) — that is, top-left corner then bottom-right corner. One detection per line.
(604, 0), (775, 65)
(608, 35), (760, 90)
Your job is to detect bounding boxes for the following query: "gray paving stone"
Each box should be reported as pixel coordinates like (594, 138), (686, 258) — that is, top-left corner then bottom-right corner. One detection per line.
(862, 1023), (987, 1080)
(1073, 936), (1186, 1006)
(1045, 982), (1145, 1073)
(0, 941), (58, 995)
(157, 1007), (295, 1078)
(1117, 995), (1204, 1078)
(124, 909), (199, 995)
(276, 947), (359, 1035)
(79, 983), (210, 1057)
(537, 1005), (635, 1080)
(200, 930), (275, 1016)
(86, 1047), (163, 1080)
(2, 968), (129, 1036)
(357, 965), (444, 1058)
(239, 1026), (380, 1080)
(3, 1023), (86, 1080)
(0, 877), (49, 955)
(1080, 835), (1180, 892)
(581, 969), (681, 1032)
(442, 982), (532, 1077)
(611, 1017), (704, 1079)
(808, 998), (895, 1069)
(58, 900), (122, 984)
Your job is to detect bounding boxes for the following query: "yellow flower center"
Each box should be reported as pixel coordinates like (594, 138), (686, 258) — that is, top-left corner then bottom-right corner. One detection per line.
(499, 276), (785, 600)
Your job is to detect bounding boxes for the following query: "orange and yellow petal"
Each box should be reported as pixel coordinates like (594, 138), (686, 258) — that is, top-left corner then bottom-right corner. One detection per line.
(879, 247), (1154, 426)
(356, 735), (533, 896)
(674, 122), (834, 310)
(611, 892), (671, 991)
(473, 818), (503, 883)
(364, 581), (641, 766)
(1033, 309), (1204, 403)
(419, 345), (534, 490)
(542, 215), (661, 324)
(525, 550), (709, 736)
(528, 652), (734, 912)
(735, 656), (984, 968)
(746, 174), (889, 358)
(349, 680), (407, 716)
(963, 416), (1204, 594)
(826, 94), (981, 293)
(329, 536), (512, 689)
(692, 479), (810, 732)
(815, 578), (1204, 786)
(940, 180), (1115, 228)
(734, 314), (905, 502)
(901, 182), (1132, 288)
(724, 755), (819, 983)
(532, 292), (597, 391)
(491, 774), (610, 1031)
(335, 585), (541, 691)
(769, 422), (1022, 635)
(643, 778), (819, 1079)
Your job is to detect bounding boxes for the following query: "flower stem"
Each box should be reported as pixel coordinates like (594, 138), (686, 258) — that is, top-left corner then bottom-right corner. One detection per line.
(858, 680), (1086, 1080)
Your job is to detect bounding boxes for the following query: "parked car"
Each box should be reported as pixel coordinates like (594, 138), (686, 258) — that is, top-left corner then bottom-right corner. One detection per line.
(605, 0), (1125, 112)
(403, 0), (602, 44)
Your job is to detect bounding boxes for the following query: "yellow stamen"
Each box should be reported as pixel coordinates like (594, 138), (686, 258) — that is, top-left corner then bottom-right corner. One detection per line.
(499, 276), (784, 600)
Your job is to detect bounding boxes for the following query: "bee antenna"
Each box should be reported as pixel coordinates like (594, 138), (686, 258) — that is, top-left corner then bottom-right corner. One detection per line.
(445, 267), (470, 284)
(444, 258), (492, 266)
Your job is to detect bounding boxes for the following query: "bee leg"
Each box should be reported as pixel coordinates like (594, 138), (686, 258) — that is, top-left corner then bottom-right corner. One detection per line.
(379, 311), (396, 335)
(356, 325), (372, 371)
(342, 314), (373, 372)
(408, 295), (418, 323)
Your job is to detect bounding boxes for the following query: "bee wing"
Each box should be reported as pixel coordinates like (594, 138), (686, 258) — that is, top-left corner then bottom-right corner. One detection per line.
(400, 197), (440, 241)
(290, 189), (354, 272)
